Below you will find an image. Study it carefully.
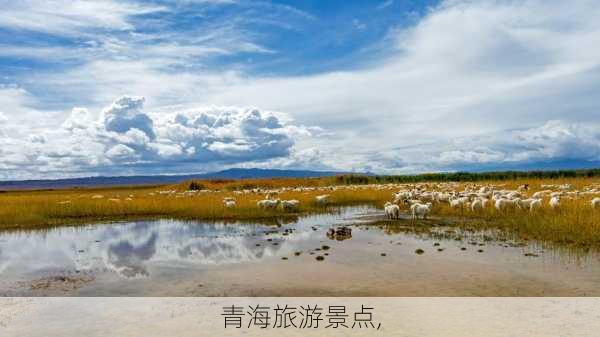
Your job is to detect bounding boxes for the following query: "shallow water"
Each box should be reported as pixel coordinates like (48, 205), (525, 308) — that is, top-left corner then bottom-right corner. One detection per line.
(1, 206), (599, 296)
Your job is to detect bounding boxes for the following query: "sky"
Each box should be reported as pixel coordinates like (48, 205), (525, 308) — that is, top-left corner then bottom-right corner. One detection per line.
(1, 0), (600, 180)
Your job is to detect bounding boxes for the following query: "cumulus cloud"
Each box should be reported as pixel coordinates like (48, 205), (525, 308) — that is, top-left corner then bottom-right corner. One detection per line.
(101, 96), (155, 139)
(0, 96), (318, 179)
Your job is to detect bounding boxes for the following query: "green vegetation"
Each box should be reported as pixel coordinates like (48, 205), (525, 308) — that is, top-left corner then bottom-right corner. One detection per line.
(335, 168), (600, 185)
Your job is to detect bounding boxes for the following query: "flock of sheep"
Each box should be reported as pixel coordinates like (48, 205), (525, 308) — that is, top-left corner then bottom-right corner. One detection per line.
(384, 182), (600, 220)
(66, 181), (600, 221)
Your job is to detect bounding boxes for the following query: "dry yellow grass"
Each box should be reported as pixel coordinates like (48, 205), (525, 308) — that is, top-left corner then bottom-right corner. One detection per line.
(386, 177), (600, 247)
(0, 176), (599, 247)
(0, 180), (389, 230)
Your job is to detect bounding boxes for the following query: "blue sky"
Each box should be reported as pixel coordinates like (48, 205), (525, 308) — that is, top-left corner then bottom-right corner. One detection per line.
(1, 0), (600, 179)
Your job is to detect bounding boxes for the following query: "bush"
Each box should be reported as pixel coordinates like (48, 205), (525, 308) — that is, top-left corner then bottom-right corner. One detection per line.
(188, 181), (205, 190)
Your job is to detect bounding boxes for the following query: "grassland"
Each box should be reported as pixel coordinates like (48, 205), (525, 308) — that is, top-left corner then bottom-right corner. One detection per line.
(0, 177), (390, 229)
(0, 174), (599, 248)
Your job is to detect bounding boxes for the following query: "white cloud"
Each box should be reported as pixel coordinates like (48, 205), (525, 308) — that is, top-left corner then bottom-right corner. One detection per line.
(377, 0), (394, 10)
(0, 0), (166, 36)
(2, 0), (600, 178)
(0, 96), (319, 179)
(362, 120), (600, 173)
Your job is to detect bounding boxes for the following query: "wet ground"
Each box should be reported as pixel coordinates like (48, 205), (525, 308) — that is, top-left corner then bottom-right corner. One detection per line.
(1, 206), (599, 296)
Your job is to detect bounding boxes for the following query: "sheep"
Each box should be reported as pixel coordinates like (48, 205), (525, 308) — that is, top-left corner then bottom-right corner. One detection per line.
(506, 191), (522, 199)
(266, 192), (279, 200)
(411, 202), (432, 219)
(449, 196), (468, 209)
(384, 202), (400, 219)
(257, 199), (280, 210)
(315, 194), (330, 205)
(224, 200), (236, 208)
(591, 197), (600, 209)
(280, 200), (300, 212)
(471, 198), (485, 212)
(91, 195), (104, 199)
(549, 196), (561, 210)
(495, 198), (519, 212)
(529, 198), (542, 212)
(393, 191), (411, 204)
(517, 198), (539, 210)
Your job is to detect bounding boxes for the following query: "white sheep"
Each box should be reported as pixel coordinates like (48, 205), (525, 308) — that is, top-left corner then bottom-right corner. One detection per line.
(471, 198), (485, 212)
(224, 200), (236, 208)
(449, 196), (468, 209)
(495, 198), (519, 212)
(315, 194), (330, 205)
(257, 199), (280, 209)
(411, 202), (432, 219)
(384, 202), (400, 219)
(529, 198), (542, 212)
(266, 192), (279, 200)
(549, 196), (561, 210)
(517, 198), (539, 210)
(591, 197), (600, 209)
(280, 199), (300, 212)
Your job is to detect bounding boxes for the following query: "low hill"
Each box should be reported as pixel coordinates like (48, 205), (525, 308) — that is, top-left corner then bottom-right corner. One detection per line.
(0, 168), (349, 190)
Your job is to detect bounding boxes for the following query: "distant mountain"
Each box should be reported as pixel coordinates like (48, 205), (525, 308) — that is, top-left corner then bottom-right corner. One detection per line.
(0, 168), (350, 190)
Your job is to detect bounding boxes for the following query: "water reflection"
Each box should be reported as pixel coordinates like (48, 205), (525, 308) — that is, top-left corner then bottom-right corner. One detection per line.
(107, 232), (157, 278)
(0, 206), (374, 281)
(2, 204), (599, 297)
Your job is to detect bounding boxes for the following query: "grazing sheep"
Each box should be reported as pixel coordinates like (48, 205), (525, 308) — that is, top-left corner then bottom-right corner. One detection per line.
(266, 192), (279, 200)
(471, 198), (485, 212)
(517, 198), (539, 210)
(224, 200), (236, 208)
(315, 195), (330, 205)
(384, 202), (400, 219)
(529, 198), (542, 212)
(449, 197), (468, 209)
(411, 202), (432, 219)
(280, 200), (300, 212)
(506, 191), (522, 199)
(495, 198), (519, 212)
(549, 196), (561, 210)
(257, 199), (280, 210)
(591, 197), (600, 209)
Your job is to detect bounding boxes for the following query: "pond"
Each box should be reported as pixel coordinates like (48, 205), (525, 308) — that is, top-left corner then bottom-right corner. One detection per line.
(1, 206), (599, 296)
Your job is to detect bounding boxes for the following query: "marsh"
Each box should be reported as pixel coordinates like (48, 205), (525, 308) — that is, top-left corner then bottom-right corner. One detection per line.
(2, 205), (599, 297)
